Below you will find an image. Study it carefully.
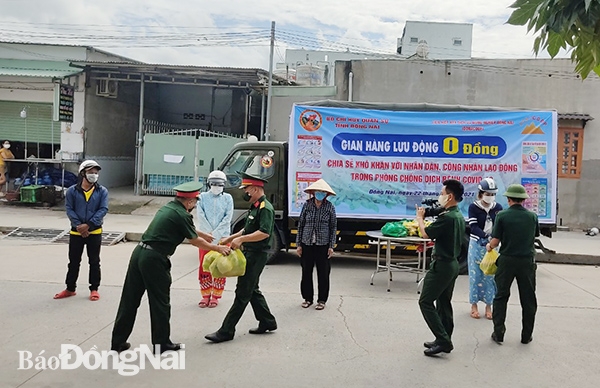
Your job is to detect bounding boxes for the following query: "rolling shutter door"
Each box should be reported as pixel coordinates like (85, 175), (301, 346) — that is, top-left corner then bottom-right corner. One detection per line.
(0, 100), (59, 144)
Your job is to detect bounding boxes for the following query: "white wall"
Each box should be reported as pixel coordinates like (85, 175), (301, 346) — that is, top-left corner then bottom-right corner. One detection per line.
(399, 21), (472, 59)
(269, 86), (337, 141)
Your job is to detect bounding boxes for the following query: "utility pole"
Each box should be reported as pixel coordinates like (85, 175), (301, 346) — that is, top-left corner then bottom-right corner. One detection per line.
(264, 21), (275, 141)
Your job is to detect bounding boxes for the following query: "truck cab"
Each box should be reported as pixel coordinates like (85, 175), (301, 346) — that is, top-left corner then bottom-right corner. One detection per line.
(218, 141), (289, 258)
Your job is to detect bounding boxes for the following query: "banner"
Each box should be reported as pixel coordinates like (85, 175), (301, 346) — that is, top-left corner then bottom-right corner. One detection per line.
(288, 104), (557, 224)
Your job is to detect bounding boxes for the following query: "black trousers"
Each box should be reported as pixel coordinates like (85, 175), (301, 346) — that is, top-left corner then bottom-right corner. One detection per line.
(66, 233), (102, 292)
(112, 246), (173, 346)
(300, 244), (331, 303)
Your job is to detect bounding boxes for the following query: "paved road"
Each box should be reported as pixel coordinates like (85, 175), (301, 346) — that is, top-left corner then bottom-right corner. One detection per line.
(1, 237), (599, 388)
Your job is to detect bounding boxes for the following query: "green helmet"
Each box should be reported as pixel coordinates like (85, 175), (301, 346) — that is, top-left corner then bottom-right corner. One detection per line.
(503, 184), (529, 199)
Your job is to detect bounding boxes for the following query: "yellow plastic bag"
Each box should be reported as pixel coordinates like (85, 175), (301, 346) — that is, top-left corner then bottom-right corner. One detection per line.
(202, 251), (220, 272)
(480, 249), (499, 275)
(207, 249), (247, 278)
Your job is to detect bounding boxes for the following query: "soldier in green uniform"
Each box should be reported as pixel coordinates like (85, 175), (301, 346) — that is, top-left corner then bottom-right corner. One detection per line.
(205, 172), (277, 343)
(415, 179), (466, 357)
(111, 181), (231, 353)
(486, 184), (539, 345)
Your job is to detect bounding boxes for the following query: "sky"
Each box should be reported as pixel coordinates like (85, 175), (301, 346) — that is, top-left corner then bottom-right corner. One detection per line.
(0, 0), (569, 69)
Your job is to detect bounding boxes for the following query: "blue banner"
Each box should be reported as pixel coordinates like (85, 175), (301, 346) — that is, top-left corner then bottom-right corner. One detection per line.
(288, 105), (557, 223)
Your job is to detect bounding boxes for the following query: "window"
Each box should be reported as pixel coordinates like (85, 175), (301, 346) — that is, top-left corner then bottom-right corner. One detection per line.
(558, 127), (584, 178)
(410, 37), (418, 43)
(220, 148), (276, 187)
(453, 38), (462, 46)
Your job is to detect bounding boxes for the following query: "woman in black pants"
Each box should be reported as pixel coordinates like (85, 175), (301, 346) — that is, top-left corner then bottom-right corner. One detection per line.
(296, 179), (337, 310)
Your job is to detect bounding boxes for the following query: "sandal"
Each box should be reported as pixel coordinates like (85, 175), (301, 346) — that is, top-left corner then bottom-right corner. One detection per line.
(208, 299), (219, 308)
(89, 290), (100, 301)
(301, 301), (313, 308)
(485, 310), (493, 320)
(315, 302), (325, 310)
(54, 290), (76, 299)
(470, 310), (480, 319)
(198, 297), (210, 308)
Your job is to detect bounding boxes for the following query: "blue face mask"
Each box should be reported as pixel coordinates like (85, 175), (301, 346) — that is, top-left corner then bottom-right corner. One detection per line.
(314, 191), (327, 201)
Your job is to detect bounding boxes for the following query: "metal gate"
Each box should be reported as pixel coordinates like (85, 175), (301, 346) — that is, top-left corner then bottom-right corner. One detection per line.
(141, 119), (244, 195)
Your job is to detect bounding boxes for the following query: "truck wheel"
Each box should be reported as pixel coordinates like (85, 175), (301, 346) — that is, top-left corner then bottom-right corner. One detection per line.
(266, 229), (283, 264)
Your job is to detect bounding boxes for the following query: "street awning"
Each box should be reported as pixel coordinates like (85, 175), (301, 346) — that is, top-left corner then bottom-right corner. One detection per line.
(0, 59), (83, 78)
(70, 60), (286, 89)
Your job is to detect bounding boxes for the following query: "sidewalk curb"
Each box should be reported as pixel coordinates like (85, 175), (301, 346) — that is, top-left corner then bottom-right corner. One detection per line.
(3, 226), (598, 263)
(536, 253), (600, 266)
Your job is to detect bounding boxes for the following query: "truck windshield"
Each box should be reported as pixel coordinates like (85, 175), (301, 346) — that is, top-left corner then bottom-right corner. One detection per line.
(220, 149), (275, 188)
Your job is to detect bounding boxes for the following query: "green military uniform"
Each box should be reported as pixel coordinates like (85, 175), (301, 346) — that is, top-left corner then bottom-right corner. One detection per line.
(491, 184), (540, 343)
(111, 182), (200, 348)
(206, 172), (278, 339)
(217, 192), (277, 337)
(418, 205), (465, 348)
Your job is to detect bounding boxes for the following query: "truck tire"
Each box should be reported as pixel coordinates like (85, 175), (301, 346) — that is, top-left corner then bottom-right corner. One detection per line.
(458, 234), (469, 275)
(266, 228), (283, 264)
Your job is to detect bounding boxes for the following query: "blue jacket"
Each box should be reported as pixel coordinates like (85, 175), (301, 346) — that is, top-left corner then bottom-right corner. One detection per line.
(468, 200), (502, 240)
(65, 183), (109, 232)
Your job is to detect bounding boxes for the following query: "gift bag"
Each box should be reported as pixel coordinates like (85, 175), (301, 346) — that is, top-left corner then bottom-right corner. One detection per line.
(207, 249), (247, 278)
(480, 249), (499, 275)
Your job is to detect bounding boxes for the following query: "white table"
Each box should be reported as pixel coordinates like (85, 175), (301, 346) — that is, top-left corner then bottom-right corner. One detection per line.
(366, 230), (431, 292)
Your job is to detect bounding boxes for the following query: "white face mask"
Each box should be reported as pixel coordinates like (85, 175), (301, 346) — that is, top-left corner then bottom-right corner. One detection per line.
(3, 144), (10, 149)
(86, 173), (99, 183)
(481, 194), (495, 204)
(210, 185), (224, 195)
(438, 194), (449, 207)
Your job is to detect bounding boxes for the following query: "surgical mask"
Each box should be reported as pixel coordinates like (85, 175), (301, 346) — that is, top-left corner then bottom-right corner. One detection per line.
(242, 192), (252, 202)
(438, 194), (449, 207)
(3, 144), (9, 149)
(86, 173), (99, 183)
(482, 194), (495, 204)
(210, 185), (224, 195)
(314, 191), (327, 201)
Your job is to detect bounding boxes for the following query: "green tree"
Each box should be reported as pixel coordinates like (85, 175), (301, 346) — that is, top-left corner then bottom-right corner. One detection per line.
(507, 0), (600, 79)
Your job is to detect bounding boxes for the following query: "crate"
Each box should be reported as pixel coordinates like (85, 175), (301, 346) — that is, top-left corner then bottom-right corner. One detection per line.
(5, 191), (20, 202)
(39, 185), (58, 205)
(20, 185), (43, 203)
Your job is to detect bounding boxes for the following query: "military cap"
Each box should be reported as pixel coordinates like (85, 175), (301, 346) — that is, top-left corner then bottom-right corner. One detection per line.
(238, 171), (268, 189)
(173, 181), (203, 198)
(503, 184), (529, 199)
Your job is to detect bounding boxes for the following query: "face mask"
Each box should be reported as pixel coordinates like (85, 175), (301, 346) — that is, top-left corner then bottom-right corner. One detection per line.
(314, 191), (327, 201)
(3, 144), (9, 149)
(482, 194), (495, 204)
(187, 201), (197, 213)
(210, 185), (224, 195)
(86, 173), (99, 183)
(242, 192), (252, 202)
(438, 194), (449, 207)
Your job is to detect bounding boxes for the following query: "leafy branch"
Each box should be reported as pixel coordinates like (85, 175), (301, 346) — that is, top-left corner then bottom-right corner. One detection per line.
(507, 0), (600, 78)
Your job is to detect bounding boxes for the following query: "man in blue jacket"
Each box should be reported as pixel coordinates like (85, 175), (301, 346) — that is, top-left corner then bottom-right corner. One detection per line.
(54, 160), (109, 301)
